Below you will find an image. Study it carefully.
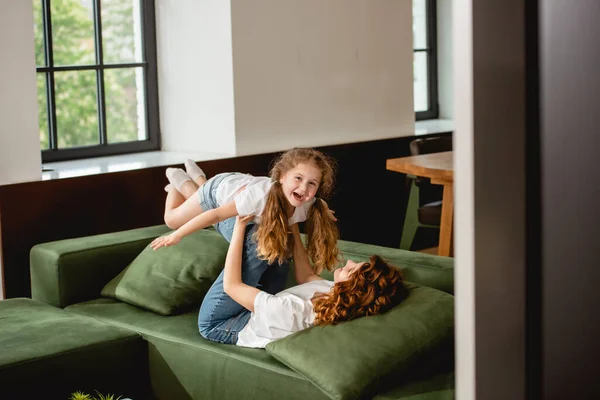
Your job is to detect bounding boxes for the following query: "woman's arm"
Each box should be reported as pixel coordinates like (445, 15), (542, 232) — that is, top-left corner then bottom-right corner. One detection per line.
(151, 201), (238, 250)
(222, 216), (261, 312)
(290, 224), (323, 284)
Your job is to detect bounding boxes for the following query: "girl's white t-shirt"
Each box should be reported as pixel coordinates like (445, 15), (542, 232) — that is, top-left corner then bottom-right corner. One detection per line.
(236, 279), (335, 348)
(216, 173), (316, 224)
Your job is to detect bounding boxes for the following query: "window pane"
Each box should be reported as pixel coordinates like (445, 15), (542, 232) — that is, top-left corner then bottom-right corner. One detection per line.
(37, 74), (50, 149)
(33, 1), (46, 67)
(51, 0), (96, 66)
(54, 70), (99, 148)
(105, 67), (147, 143)
(101, 0), (143, 64)
(414, 51), (429, 112)
(413, 0), (427, 49)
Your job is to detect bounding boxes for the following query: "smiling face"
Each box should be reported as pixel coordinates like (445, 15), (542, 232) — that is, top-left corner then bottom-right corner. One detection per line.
(333, 259), (367, 283)
(279, 162), (322, 209)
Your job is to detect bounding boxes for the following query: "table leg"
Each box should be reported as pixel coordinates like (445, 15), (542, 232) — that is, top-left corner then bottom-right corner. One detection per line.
(438, 183), (454, 257)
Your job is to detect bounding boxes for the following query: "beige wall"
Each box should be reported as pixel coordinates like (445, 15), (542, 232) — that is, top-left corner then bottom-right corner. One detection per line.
(0, 0), (415, 181)
(0, 0), (41, 186)
(232, 0), (414, 155)
(156, 0), (415, 156)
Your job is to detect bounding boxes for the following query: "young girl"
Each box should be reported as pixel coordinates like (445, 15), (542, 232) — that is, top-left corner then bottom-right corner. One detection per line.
(150, 148), (339, 273)
(151, 148), (340, 344)
(205, 214), (409, 348)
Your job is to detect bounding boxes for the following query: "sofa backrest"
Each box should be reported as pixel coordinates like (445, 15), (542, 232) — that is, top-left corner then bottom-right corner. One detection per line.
(31, 225), (454, 309)
(289, 236), (454, 294)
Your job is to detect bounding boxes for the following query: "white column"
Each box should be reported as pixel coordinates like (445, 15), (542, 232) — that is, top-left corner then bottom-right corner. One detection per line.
(0, 0), (42, 185)
(155, 0), (236, 155)
(453, 0), (475, 398)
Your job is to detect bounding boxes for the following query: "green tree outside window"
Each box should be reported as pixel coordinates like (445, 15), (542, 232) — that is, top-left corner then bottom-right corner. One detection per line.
(33, 0), (144, 151)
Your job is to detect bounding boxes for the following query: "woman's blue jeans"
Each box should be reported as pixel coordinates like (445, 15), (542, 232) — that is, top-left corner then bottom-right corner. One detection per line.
(196, 173), (289, 344)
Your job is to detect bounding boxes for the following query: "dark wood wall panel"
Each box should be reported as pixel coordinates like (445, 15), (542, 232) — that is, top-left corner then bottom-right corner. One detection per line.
(0, 133), (450, 298)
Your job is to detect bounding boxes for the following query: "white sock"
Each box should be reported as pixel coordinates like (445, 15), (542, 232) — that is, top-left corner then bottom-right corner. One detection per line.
(166, 168), (192, 192)
(184, 159), (206, 182)
(164, 184), (173, 192)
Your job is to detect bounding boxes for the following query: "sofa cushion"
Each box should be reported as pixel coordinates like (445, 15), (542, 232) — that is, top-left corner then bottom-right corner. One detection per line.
(265, 283), (454, 400)
(66, 298), (332, 400)
(0, 298), (149, 399)
(102, 228), (228, 315)
(66, 298), (454, 400)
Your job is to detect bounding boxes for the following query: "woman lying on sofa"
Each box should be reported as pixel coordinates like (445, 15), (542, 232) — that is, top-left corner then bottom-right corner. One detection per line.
(200, 215), (410, 348)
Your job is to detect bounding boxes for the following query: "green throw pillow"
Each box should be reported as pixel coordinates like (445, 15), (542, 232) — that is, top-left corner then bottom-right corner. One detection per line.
(265, 283), (454, 400)
(101, 228), (229, 315)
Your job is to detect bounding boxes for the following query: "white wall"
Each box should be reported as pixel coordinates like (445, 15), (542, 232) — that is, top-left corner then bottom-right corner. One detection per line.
(155, 0), (236, 155)
(0, 0), (41, 185)
(437, 0), (453, 119)
(232, 0), (414, 155)
(156, 0), (415, 157)
(454, 0), (527, 398)
(0, 0), (415, 182)
(453, 0), (474, 398)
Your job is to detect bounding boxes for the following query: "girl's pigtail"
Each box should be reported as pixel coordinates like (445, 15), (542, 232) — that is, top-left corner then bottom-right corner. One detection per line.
(254, 183), (292, 265)
(306, 198), (340, 274)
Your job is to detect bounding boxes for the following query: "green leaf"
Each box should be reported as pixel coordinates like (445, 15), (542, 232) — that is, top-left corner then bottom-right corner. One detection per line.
(69, 392), (93, 400)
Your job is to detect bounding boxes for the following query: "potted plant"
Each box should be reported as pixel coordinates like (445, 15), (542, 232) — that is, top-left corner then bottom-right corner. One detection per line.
(69, 391), (130, 400)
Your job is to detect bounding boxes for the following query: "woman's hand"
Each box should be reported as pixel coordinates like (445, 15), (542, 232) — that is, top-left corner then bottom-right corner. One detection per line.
(232, 214), (254, 233)
(150, 232), (182, 250)
(319, 199), (337, 222)
(236, 215), (254, 226)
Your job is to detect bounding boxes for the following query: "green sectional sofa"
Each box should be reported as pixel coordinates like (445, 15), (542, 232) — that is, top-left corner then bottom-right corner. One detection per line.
(28, 225), (455, 400)
(0, 298), (151, 400)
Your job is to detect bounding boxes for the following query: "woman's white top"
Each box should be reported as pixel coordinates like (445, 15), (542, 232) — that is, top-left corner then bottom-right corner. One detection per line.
(236, 279), (335, 348)
(216, 173), (316, 225)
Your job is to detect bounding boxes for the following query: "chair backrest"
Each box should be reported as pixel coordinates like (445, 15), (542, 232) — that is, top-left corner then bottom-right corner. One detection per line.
(409, 135), (453, 156)
(409, 136), (453, 205)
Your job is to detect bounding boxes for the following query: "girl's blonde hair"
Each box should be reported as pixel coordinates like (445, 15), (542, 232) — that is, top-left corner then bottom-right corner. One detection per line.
(312, 256), (408, 326)
(254, 148), (339, 272)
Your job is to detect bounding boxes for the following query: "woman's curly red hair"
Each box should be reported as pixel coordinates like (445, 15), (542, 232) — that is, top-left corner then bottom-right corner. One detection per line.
(312, 256), (409, 326)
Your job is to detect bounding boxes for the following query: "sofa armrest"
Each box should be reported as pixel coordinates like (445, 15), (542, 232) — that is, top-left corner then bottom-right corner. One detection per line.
(30, 225), (171, 308)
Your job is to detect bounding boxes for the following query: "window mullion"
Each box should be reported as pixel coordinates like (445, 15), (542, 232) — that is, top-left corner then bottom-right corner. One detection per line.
(93, 0), (108, 146)
(43, 0), (58, 150)
(141, 0), (161, 149)
(414, 0), (439, 120)
(426, 0), (438, 117)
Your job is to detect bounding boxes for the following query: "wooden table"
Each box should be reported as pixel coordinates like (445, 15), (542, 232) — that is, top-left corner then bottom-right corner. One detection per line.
(386, 151), (454, 257)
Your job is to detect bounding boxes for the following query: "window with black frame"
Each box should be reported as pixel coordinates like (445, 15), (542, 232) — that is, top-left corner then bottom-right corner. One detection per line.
(413, 0), (438, 120)
(33, 0), (160, 162)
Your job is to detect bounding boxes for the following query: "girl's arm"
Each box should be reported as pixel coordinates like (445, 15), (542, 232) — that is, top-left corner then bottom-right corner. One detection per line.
(151, 201), (238, 250)
(290, 224), (323, 284)
(222, 216), (261, 311)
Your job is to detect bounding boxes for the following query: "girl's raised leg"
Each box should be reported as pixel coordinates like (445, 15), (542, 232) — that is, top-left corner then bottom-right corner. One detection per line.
(163, 189), (205, 230)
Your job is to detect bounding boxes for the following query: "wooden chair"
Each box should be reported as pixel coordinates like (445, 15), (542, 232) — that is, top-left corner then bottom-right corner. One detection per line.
(400, 136), (453, 251)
